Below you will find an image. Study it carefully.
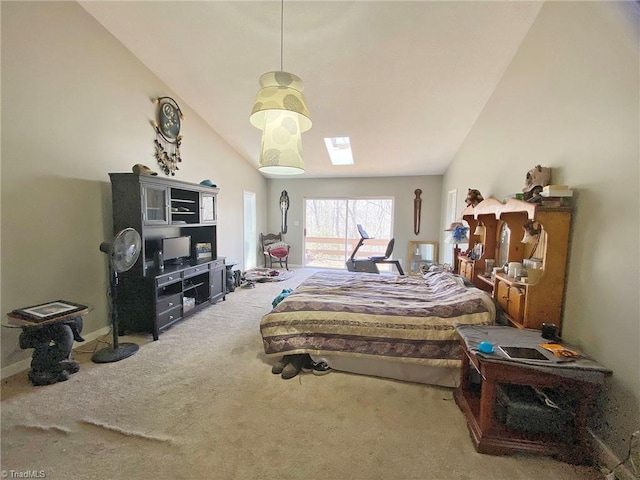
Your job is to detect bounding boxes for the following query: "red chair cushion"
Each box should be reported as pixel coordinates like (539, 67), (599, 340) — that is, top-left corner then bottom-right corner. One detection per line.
(268, 246), (289, 258)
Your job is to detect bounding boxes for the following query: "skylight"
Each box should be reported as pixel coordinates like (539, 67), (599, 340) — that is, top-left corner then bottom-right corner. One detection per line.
(324, 137), (354, 165)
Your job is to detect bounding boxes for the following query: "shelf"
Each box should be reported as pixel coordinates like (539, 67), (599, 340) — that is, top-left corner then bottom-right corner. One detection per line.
(495, 272), (529, 287)
(506, 317), (525, 329)
(456, 380), (585, 461)
(183, 281), (205, 291)
(477, 275), (494, 287)
(171, 198), (195, 204)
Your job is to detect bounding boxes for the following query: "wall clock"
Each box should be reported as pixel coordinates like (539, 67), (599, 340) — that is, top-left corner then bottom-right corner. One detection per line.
(153, 96), (183, 176)
(159, 101), (180, 139)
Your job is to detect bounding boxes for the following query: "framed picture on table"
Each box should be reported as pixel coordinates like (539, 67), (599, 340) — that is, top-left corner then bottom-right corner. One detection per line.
(196, 242), (212, 260)
(10, 300), (88, 323)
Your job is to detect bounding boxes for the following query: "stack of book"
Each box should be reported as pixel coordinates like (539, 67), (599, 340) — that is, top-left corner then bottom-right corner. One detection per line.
(539, 185), (573, 207)
(541, 185), (573, 197)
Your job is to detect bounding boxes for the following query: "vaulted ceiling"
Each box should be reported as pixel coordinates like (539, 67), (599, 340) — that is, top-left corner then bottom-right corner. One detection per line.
(80, 1), (543, 178)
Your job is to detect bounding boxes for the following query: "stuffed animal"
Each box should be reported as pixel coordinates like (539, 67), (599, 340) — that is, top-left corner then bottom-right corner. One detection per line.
(523, 165), (551, 200)
(465, 189), (484, 207)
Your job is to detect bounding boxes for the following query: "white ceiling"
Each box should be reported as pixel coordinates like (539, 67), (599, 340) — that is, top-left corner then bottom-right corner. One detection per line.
(79, 1), (543, 179)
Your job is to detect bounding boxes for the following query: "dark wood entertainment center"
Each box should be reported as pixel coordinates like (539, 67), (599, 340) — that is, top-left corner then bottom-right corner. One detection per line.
(109, 173), (225, 340)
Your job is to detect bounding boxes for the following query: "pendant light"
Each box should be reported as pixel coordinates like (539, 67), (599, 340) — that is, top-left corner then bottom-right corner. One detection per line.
(250, 0), (311, 175)
(257, 109), (305, 175)
(251, 72), (311, 133)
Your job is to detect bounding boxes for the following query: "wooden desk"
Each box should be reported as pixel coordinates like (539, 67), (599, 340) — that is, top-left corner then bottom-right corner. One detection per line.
(453, 325), (611, 465)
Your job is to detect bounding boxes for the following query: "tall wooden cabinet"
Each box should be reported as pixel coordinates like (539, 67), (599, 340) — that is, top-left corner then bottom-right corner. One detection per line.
(109, 173), (225, 340)
(460, 198), (572, 331)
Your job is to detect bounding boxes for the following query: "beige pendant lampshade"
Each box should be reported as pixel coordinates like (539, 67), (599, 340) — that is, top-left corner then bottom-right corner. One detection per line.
(258, 110), (305, 175)
(250, 71), (312, 133)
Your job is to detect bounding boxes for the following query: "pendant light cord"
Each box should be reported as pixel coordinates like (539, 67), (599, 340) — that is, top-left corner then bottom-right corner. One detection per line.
(280, 0), (284, 71)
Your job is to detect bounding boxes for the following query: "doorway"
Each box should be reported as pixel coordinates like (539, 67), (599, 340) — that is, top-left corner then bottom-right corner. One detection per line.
(444, 189), (457, 265)
(243, 191), (256, 271)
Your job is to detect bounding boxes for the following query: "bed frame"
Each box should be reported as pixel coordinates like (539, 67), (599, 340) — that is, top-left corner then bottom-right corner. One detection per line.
(261, 271), (496, 387)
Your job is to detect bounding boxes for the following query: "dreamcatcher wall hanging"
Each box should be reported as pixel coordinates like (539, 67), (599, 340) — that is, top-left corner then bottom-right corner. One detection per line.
(152, 97), (183, 176)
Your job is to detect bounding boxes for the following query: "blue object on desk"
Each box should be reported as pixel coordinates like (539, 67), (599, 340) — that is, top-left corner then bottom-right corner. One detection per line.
(478, 341), (494, 354)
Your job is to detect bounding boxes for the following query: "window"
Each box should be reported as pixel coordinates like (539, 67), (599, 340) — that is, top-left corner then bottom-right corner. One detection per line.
(324, 137), (354, 165)
(304, 198), (393, 269)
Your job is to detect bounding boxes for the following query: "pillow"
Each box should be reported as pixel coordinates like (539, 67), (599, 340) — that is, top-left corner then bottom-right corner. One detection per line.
(268, 246), (289, 258)
(266, 241), (289, 258)
(266, 241), (288, 251)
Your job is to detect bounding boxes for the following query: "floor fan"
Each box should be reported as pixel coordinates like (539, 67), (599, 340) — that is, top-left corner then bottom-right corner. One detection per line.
(92, 227), (141, 363)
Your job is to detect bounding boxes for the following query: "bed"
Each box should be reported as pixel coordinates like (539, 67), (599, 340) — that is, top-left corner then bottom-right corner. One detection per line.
(260, 270), (496, 387)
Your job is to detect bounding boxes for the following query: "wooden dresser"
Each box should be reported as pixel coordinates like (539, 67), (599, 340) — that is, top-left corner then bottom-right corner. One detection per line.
(459, 198), (571, 331)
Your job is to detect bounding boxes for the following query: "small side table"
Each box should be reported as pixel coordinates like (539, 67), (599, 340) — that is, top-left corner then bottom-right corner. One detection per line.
(6, 301), (90, 386)
(453, 325), (612, 465)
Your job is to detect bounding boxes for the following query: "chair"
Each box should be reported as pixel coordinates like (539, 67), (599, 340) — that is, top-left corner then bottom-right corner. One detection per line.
(368, 238), (405, 275)
(260, 233), (290, 270)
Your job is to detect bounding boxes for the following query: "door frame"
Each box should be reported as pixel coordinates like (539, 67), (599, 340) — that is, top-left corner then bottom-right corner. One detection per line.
(243, 191), (257, 271)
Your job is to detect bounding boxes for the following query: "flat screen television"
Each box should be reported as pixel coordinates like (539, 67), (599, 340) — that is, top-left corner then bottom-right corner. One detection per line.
(162, 236), (191, 264)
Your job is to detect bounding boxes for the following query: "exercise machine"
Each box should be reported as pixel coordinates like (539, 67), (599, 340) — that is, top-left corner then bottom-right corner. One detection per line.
(346, 225), (379, 273)
(346, 225), (405, 275)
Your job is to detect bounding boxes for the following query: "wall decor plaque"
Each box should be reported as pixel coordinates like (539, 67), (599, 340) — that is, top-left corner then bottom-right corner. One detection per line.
(153, 96), (183, 176)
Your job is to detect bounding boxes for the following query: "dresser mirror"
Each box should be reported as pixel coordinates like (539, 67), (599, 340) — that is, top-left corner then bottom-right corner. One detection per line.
(497, 223), (510, 268)
(408, 241), (439, 275)
(522, 226), (546, 284)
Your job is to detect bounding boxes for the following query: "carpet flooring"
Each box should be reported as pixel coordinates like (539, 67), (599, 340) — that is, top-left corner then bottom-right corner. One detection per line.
(1, 268), (604, 479)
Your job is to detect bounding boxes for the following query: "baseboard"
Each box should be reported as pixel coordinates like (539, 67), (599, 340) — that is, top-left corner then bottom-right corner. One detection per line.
(1, 357), (32, 381)
(590, 427), (637, 480)
(1, 326), (111, 380)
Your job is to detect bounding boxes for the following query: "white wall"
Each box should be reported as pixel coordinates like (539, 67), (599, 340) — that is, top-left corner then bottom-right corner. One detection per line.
(267, 176), (442, 272)
(1, 2), (267, 372)
(442, 1), (639, 460)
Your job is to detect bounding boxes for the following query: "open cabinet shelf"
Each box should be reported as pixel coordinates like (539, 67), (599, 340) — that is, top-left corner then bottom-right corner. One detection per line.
(108, 173), (225, 340)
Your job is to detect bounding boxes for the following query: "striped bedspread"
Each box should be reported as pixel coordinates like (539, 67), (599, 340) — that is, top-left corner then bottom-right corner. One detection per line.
(260, 271), (496, 368)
